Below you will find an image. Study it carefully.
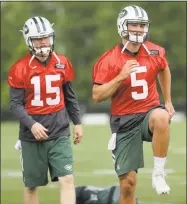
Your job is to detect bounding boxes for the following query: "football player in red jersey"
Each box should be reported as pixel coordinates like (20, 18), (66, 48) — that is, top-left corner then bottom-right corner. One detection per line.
(92, 5), (175, 204)
(8, 16), (83, 204)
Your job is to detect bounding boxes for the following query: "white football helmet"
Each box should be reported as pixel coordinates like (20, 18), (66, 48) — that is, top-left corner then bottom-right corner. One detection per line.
(117, 5), (150, 44)
(20, 16), (55, 56)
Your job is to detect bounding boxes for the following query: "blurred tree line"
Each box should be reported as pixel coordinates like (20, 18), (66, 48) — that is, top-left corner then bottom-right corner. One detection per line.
(1, 2), (186, 113)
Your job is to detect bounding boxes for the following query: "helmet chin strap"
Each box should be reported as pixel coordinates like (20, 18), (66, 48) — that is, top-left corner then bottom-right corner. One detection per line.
(29, 55), (37, 69)
(142, 43), (151, 55)
(121, 41), (130, 53)
(52, 51), (60, 65)
(28, 50), (61, 69)
(29, 47), (51, 69)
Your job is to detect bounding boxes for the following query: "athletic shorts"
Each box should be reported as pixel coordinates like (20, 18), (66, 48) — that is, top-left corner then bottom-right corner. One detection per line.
(20, 136), (73, 188)
(112, 109), (154, 176)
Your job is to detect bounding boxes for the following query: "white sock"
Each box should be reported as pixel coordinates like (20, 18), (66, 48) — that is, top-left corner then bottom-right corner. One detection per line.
(154, 156), (166, 169)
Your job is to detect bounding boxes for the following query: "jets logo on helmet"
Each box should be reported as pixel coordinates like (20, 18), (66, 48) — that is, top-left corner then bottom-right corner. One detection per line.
(117, 5), (150, 44)
(23, 24), (29, 35)
(119, 9), (128, 19)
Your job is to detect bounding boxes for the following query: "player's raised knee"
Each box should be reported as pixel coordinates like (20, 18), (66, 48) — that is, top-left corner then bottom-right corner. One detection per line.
(151, 109), (170, 125)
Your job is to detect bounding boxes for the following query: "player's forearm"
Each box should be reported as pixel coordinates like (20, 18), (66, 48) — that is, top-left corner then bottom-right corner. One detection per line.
(66, 103), (81, 125)
(67, 104), (81, 125)
(92, 75), (123, 102)
(11, 105), (36, 129)
(10, 87), (36, 129)
(63, 82), (82, 125)
(158, 67), (172, 103)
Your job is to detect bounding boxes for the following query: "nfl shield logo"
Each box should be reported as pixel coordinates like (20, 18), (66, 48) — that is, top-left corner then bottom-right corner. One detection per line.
(55, 63), (65, 69)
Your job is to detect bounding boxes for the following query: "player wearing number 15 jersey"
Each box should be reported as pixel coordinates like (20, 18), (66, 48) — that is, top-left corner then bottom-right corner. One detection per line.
(92, 5), (175, 203)
(8, 16), (82, 204)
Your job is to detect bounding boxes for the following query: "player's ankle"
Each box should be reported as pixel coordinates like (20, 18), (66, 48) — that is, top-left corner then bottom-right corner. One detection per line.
(154, 156), (167, 169)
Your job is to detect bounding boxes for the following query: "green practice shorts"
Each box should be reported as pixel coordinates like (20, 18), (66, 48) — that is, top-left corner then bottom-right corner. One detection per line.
(20, 136), (73, 188)
(112, 110), (154, 176)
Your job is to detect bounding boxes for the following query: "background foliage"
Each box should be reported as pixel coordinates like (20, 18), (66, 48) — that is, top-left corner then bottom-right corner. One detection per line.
(1, 2), (186, 111)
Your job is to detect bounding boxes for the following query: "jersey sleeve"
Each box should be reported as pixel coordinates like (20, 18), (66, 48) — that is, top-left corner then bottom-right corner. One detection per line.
(92, 52), (111, 84)
(8, 63), (25, 88)
(158, 47), (169, 71)
(64, 58), (75, 83)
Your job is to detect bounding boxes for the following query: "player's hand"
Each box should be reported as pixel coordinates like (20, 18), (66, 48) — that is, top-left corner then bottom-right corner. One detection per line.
(73, 124), (83, 145)
(31, 122), (49, 141)
(118, 60), (140, 81)
(165, 102), (175, 118)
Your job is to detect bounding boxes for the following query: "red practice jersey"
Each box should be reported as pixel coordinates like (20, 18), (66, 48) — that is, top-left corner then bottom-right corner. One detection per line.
(93, 41), (168, 115)
(8, 53), (74, 115)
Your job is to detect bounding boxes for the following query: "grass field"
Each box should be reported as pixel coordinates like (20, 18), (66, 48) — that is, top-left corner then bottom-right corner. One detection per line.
(1, 121), (186, 204)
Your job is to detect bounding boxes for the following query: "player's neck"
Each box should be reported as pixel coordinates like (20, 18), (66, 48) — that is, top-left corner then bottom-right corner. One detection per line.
(33, 53), (51, 67)
(35, 55), (49, 62)
(122, 39), (141, 53)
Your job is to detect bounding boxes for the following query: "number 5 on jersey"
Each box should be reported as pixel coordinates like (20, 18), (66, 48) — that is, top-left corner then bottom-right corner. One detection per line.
(130, 66), (148, 100)
(31, 74), (60, 106)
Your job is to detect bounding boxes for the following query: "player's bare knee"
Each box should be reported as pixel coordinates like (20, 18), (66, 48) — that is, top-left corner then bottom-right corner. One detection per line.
(25, 187), (37, 194)
(120, 179), (135, 197)
(155, 112), (170, 129)
(119, 173), (136, 197)
(150, 109), (170, 130)
(59, 174), (74, 187)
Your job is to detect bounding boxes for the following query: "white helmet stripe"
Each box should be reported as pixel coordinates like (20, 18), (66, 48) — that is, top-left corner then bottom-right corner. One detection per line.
(35, 17), (45, 33)
(131, 5), (139, 17)
(38, 17), (46, 31)
(32, 17), (41, 33)
(139, 7), (145, 18)
(135, 6), (142, 17)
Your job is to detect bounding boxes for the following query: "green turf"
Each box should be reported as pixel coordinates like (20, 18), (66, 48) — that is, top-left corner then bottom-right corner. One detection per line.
(1, 121), (186, 204)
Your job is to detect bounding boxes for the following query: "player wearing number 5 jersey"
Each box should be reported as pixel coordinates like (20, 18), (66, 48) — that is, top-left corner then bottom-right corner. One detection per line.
(92, 5), (175, 204)
(8, 16), (83, 204)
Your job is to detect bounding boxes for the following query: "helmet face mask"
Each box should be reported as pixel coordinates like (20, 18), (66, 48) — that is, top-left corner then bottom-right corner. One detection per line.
(21, 16), (55, 56)
(117, 6), (150, 44)
(30, 35), (53, 57)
